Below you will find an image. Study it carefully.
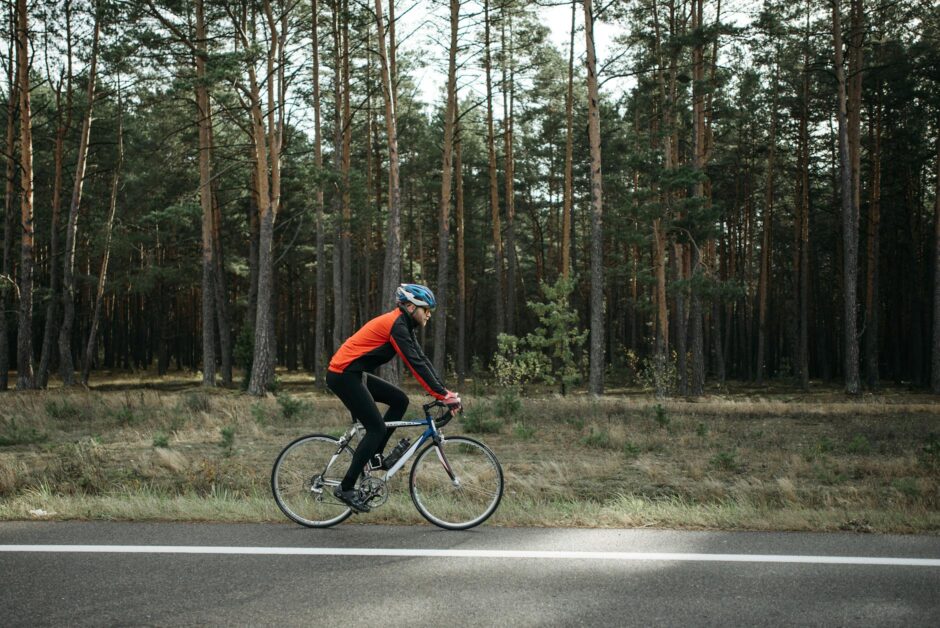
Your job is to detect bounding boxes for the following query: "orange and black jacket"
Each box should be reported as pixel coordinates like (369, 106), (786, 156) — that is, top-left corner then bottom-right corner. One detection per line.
(328, 307), (447, 400)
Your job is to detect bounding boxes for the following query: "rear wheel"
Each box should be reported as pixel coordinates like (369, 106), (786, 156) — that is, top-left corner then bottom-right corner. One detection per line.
(271, 434), (354, 527)
(409, 436), (503, 530)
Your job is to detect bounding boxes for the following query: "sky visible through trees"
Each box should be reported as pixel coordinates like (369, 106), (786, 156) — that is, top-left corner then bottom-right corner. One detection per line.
(0, 0), (939, 396)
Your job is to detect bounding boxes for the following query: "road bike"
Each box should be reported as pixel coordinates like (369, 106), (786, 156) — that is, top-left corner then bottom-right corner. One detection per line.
(271, 400), (504, 530)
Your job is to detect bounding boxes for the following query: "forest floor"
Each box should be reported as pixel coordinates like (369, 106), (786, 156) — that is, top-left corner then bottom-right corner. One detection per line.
(0, 370), (938, 533)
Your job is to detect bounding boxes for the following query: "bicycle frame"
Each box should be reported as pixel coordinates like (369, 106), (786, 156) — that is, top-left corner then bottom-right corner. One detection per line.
(332, 400), (456, 484)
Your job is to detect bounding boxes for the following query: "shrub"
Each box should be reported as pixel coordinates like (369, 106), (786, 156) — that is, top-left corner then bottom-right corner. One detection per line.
(109, 405), (139, 426)
(459, 406), (501, 434)
(710, 450), (738, 471)
(152, 432), (170, 448)
(513, 423), (536, 440)
(494, 389), (522, 419)
(220, 426), (236, 456)
(696, 422), (708, 438)
(45, 399), (92, 422)
(623, 441), (641, 458)
(653, 404), (670, 429)
(276, 394), (306, 422)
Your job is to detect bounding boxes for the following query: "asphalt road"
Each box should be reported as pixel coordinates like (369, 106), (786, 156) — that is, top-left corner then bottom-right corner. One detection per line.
(1, 521), (938, 626)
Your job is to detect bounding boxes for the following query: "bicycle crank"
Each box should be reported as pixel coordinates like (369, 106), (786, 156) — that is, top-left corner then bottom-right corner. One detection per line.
(358, 476), (388, 508)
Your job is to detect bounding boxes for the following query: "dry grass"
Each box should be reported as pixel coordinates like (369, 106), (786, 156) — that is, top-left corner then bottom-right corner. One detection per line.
(1, 375), (938, 533)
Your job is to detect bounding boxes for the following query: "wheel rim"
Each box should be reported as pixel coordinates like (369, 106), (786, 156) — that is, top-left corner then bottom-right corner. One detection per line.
(410, 436), (503, 530)
(272, 435), (353, 527)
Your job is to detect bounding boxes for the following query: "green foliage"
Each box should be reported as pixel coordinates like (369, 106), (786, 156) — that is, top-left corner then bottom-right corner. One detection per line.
(920, 433), (939, 467)
(250, 403), (270, 426)
(459, 406), (502, 434)
(523, 277), (589, 394)
(696, 422), (708, 438)
(710, 451), (738, 471)
(636, 353), (678, 399)
(491, 334), (551, 389)
(276, 394), (307, 422)
(0, 418), (48, 447)
(493, 389), (522, 419)
(109, 405), (139, 426)
(219, 426), (236, 456)
(623, 441), (642, 458)
(581, 427), (613, 449)
(653, 404), (670, 428)
(152, 432), (170, 448)
(513, 423), (536, 440)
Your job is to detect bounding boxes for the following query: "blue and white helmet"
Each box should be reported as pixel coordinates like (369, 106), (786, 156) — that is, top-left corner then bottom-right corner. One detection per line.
(396, 283), (437, 310)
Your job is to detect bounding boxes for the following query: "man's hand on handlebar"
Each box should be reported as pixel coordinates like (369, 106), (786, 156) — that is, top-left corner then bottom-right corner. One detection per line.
(443, 390), (462, 413)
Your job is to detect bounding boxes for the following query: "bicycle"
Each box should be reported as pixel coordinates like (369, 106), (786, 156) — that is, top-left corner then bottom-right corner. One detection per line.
(271, 400), (504, 530)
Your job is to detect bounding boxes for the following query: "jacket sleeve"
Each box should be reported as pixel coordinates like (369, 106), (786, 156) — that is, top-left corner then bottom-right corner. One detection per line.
(389, 315), (447, 399)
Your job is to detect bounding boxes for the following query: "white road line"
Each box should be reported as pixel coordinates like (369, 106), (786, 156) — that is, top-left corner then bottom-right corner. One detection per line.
(1, 545), (938, 567)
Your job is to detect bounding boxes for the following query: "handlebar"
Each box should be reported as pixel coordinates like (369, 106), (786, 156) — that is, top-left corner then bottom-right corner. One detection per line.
(423, 399), (461, 428)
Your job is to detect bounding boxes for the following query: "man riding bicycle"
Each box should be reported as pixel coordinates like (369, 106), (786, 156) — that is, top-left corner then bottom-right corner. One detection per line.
(326, 283), (462, 513)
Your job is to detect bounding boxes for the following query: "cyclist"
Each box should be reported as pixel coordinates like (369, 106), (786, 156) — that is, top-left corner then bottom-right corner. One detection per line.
(326, 283), (462, 512)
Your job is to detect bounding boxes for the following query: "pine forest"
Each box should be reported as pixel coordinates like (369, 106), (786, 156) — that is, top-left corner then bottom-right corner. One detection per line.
(1, 0), (939, 397)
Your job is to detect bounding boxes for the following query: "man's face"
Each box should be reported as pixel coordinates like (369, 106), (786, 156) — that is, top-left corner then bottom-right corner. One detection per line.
(409, 303), (431, 327)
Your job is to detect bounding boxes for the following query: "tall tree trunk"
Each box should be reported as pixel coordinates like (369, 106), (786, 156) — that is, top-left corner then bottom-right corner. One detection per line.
(501, 8), (517, 336)
(832, 0), (860, 394)
(241, 0), (286, 395)
(932, 124), (940, 394)
(433, 0), (459, 375)
(584, 0), (605, 395)
(865, 80), (882, 390)
(484, 0), (504, 338)
(330, 0), (343, 351)
(757, 64), (778, 384)
(689, 0), (706, 395)
(1, 12), (17, 391)
(455, 112), (466, 384)
(15, 0), (35, 389)
(58, 10), (100, 386)
(196, 0), (216, 386)
(561, 0), (575, 280)
(340, 0), (352, 338)
(797, 3), (811, 389)
(82, 82), (123, 386)
(38, 3), (75, 388)
(375, 0), (402, 383)
(312, 0), (327, 387)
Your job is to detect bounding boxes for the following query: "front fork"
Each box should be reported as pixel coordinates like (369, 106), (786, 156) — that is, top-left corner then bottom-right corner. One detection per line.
(432, 434), (460, 486)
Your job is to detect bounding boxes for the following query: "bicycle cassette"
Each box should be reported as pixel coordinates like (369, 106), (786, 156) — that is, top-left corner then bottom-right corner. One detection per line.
(358, 477), (388, 508)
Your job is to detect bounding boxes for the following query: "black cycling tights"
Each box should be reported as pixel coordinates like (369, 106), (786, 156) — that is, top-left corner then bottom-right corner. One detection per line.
(326, 370), (409, 491)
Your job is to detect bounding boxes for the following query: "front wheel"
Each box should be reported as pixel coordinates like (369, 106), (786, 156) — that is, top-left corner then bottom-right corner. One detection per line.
(271, 434), (354, 527)
(409, 436), (504, 530)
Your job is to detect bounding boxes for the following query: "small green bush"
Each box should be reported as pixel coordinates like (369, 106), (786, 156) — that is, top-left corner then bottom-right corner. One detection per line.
(459, 407), (501, 434)
(494, 389), (522, 419)
(220, 426), (236, 455)
(696, 422), (708, 438)
(250, 403), (269, 426)
(276, 394), (306, 421)
(109, 405), (139, 426)
(513, 422), (535, 440)
(653, 404), (670, 429)
(623, 441), (641, 458)
(152, 432), (170, 448)
(710, 450), (738, 471)
(45, 399), (92, 422)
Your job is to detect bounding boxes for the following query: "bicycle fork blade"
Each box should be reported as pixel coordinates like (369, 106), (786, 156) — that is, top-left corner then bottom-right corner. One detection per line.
(434, 445), (461, 487)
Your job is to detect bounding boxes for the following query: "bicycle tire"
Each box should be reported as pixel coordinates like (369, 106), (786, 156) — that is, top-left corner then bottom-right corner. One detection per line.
(271, 433), (354, 528)
(409, 435), (504, 530)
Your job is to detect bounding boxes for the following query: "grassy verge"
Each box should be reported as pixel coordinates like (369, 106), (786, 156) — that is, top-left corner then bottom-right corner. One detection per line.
(1, 377), (938, 533)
